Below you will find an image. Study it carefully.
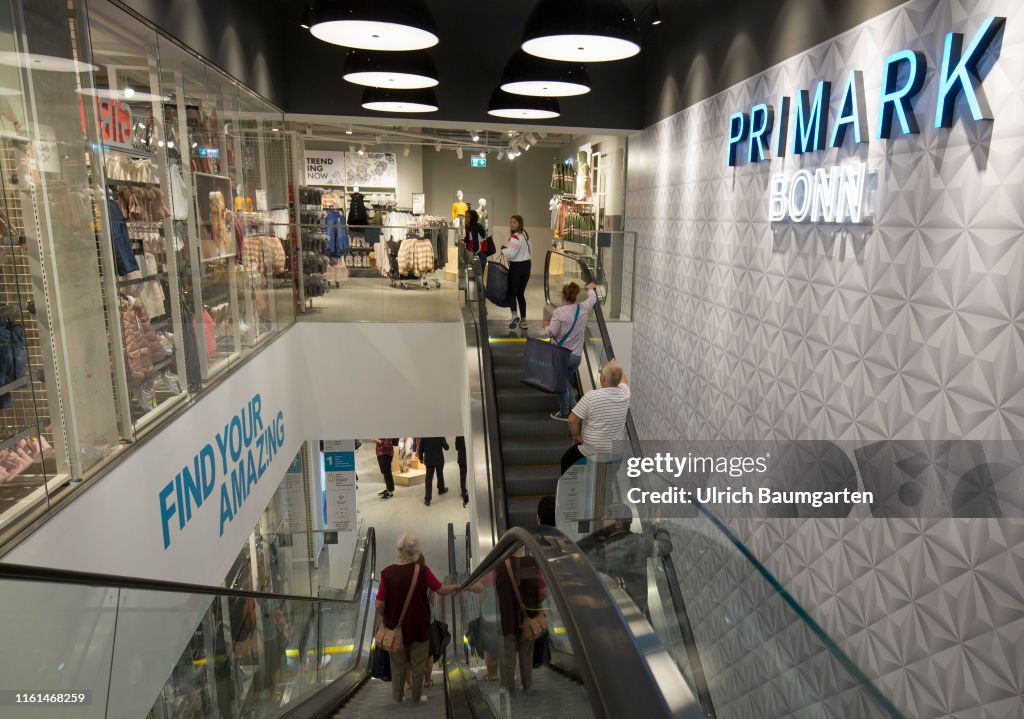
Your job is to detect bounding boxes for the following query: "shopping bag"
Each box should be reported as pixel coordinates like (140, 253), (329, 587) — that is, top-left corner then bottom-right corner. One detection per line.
(519, 338), (571, 394)
(484, 260), (511, 308)
(429, 619), (451, 662)
(369, 644), (392, 681)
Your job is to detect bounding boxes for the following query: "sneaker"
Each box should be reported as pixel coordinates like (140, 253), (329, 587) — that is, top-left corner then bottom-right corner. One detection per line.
(508, 315), (520, 329)
(424, 498), (431, 506)
(438, 487), (449, 495)
(380, 492), (393, 500)
(161, 370), (181, 394)
(462, 493), (469, 507)
(519, 321), (528, 330)
(377, 489), (389, 496)
(550, 410), (570, 421)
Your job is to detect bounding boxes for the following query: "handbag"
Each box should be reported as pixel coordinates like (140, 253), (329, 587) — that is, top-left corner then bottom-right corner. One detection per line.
(484, 259), (512, 308)
(506, 559), (549, 641)
(374, 564), (420, 653)
(519, 305), (580, 394)
(369, 644), (392, 681)
(429, 619), (451, 662)
(484, 235), (496, 256)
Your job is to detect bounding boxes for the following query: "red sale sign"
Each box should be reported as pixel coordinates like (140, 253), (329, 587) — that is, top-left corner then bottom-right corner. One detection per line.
(97, 97), (133, 149)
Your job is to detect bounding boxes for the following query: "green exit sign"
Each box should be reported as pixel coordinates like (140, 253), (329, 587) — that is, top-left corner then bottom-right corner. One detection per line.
(471, 156), (487, 168)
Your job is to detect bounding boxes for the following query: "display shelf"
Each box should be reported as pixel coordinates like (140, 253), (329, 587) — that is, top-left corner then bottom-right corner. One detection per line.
(132, 392), (186, 434)
(152, 355), (176, 372)
(0, 425), (37, 455)
(103, 145), (156, 160)
(0, 375), (28, 396)
(117, 271), (168, 288)
(0, 133), (30, 144)
(347, 268), (378, 278)
(107, 178), (161, 190)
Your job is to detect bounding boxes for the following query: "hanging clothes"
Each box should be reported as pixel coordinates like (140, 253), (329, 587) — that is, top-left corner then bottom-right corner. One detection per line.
(348, 192), (368, 225)
(109, 195), (140, 275)
(325, 208), (349, 257)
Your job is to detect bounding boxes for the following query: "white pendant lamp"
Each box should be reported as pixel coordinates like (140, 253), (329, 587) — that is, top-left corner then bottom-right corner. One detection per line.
(521, 0), (641, 62)
(500, 50), (590, 97)
(487, 88), (560, 120)
(362, 88), (439, 113)
(343, 51), (439, 89)
(308, 0), (439, 51)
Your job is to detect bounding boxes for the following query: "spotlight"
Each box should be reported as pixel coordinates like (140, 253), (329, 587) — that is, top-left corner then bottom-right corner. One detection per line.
(435, 141), (441, 152)
(308, 0), (439, 51)
(375, 134), (382, 144)
(456, 146), (463, 159)
(345, 124), (353, 135)
(521, 0), (641, 62)
(498, 150), (504, 160)
(191, 141), (198, 149)
(472, 131), (480, 142)
(358, 145), (365, 155)
(123, 86), (135, 98)
(650, 1), (662, 25)
(403, 146), (410, 157)
(167, 141), (175, 148)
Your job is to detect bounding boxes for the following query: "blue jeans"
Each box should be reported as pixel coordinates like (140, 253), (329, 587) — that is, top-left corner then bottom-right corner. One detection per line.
(559, 353), (582, 415)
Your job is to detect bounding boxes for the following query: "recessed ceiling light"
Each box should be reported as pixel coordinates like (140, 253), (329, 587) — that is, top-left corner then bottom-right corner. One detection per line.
(308, 0), (439, 51)
(521, 0), (641, 62)
(500, 49), (591, 97)
(362, 87), (438, 113)
(487, 88), (560, 120)
(342, 50), (439, 89)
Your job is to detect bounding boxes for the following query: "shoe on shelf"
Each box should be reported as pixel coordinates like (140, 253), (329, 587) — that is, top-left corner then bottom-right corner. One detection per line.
(424, 498), (431, 506)
(438, 487), (449, 495)
(550, 410), (570, 421)
(508, 315), (520, 329)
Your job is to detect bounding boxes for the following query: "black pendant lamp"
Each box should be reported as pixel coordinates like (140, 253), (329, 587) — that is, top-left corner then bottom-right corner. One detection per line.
(522, 0), (641, 62)
(500, 49), (590, 97)
(487, 88), (560, 120)
(308, 0), (439, 51)
(362, 87), (438, 113)
(343, 51), (438, 89)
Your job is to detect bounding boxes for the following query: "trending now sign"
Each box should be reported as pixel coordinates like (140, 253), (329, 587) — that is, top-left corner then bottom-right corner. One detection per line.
(727, 16), (1005, 168)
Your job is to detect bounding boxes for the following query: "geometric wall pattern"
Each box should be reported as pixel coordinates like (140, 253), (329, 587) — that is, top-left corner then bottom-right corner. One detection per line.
(625, 1), (1024, 716)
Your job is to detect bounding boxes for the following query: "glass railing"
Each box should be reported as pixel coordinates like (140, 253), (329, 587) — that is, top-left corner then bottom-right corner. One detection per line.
(0, 527), (376, 718)
(444, 525), (699, 719)
(542, 252), (903, 719)
(296, 224), (463, 322)
(549, 231), (636, 321)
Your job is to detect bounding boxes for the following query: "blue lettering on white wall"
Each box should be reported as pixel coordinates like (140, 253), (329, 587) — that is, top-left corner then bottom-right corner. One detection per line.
(725, 16), (1005, 166)
(158, 393), (286, 549)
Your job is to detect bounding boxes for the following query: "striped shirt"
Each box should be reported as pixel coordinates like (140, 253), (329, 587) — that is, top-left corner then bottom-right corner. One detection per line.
(541, 289), (597, 356)
(572, 383), (631, 458)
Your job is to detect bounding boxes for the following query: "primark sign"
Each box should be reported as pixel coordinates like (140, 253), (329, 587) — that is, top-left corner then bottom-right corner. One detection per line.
(725, 16), (1005, 224)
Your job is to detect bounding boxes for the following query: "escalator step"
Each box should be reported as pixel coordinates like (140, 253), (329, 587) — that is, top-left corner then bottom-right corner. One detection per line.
(508, 496), (547, 528)
(500, 412), (572, 439)
(503, 437), (567, 466)
(505, 465), (560, 496)
(496, 391), (559, 413)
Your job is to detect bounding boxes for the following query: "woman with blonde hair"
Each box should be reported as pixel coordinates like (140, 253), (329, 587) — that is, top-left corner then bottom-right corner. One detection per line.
(540, 280), (599, 420)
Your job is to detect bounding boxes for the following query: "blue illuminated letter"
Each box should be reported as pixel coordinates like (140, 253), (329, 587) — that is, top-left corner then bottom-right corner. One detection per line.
(829, 70), (868, 148)
(877, 50), (926, 138)
(748, 104), (774, 163)
(727, 111), (747, 167)
(159, 481), (176, 550)
(934, 16), (1005, 128)
(791, 81), (831, 155)
(772, 96), (791, 158)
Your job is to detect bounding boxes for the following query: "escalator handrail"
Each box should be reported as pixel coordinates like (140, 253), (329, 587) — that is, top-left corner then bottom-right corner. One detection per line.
(454, 525), (703, 719)
(0, 526), (377, 608)
(543, 249), (902, 718)
(468, 251), (509, 538)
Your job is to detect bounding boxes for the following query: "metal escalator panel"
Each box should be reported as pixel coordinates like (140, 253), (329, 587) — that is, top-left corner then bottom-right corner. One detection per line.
(444, 525), (704, 719)
(0, 527), (378, 719)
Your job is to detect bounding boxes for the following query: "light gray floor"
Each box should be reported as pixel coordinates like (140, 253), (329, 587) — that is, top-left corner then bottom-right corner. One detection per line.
(355, 442), (468, 580)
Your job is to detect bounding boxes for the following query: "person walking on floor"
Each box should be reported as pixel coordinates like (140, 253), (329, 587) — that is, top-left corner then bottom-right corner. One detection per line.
(561, 360), (630, 474)
(455, 435), (469, 506)
(376, 534), (458, 705)
(418, 437), (449, 506)
(501, 215), (532, 330)
(464, 209), (489, 273)
(375, 437), (397, 499)
(540, 281), (599, 421)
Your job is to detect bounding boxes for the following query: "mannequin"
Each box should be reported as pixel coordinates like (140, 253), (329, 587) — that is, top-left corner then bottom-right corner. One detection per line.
(575, 150), (592, 201)
(451, 190), (468, 223)
(476, 198), (489, 231)
(348, 185), (368, 226)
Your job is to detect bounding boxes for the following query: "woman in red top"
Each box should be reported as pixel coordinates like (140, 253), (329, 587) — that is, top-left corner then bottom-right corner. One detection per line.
(375, 534), (458, 705)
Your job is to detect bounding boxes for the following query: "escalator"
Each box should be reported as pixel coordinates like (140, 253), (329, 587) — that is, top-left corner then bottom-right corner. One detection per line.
(462, 248), (907, 719)
(0, 521), (701, 718)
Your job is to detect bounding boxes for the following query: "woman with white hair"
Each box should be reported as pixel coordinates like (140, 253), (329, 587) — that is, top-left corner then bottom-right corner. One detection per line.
(375, 533), (458, 705)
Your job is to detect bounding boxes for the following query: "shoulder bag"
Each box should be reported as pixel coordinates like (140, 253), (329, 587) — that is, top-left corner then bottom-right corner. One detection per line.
(375, 564), (421, 652)
(505, 559), (548, 641)
(519, 304), (580, 394)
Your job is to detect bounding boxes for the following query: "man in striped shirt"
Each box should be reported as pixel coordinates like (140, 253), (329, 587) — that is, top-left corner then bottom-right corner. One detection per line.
(561, 360), (630, 475)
